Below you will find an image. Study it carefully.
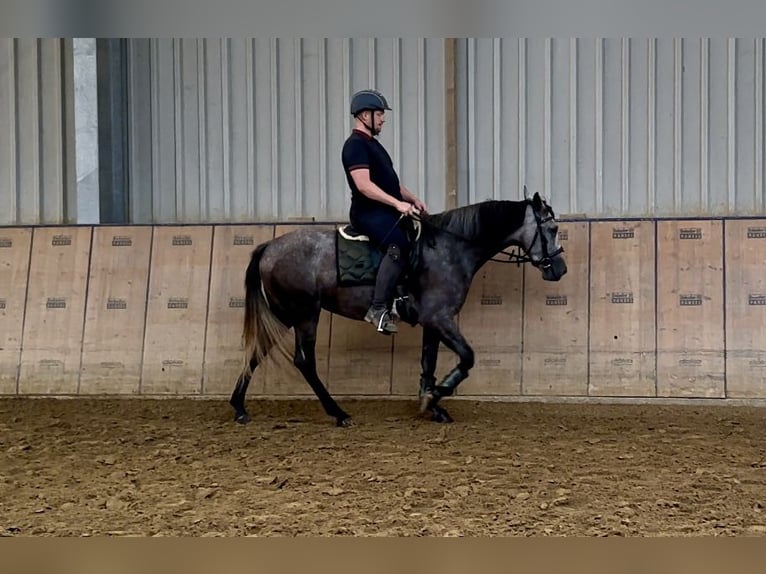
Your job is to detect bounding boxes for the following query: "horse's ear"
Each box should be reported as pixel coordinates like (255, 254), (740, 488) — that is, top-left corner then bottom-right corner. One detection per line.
(532, 191), (542, 207)
(523, 185), (531, 200)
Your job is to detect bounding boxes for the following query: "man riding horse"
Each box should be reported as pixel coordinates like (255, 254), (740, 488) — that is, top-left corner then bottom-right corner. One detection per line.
(341, 89), (428, 335)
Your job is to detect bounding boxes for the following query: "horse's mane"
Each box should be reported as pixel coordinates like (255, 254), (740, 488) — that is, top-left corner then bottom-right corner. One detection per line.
(421, 199), (529, 246)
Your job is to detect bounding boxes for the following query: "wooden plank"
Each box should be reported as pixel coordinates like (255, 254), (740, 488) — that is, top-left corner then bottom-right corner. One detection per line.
(263, 224), (333, 396)
(589, 221), (656, 396)
(656, 220), (724, 397)
(79, 227), (152, 395)
(202, 224), (274, 396)
(18, 227), (92, 394)
(140, 226), (212, 395)
(328, 314), (392, 395)
(0, 229), (32, 394)
(457, 261), (524, 396)
(522, 222), (589, 395)
(724, 220), (766, 398)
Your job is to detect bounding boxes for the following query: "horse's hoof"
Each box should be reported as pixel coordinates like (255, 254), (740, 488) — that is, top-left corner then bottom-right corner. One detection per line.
(234, 412), (251, 425)
(336, 416), (355, 428)
(419, 392), (434, 415)
(431, 407), (454, 424)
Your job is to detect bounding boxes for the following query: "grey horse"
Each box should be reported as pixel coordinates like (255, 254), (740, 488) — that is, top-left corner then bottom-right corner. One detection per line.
(230, 189), (567, 426)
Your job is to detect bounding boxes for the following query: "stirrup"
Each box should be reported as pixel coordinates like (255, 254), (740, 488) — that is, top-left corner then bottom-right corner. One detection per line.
(365, 306), (398, 334)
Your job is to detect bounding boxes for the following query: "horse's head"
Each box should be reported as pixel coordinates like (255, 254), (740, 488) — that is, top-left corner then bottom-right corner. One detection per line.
(518, 189), (567, 281)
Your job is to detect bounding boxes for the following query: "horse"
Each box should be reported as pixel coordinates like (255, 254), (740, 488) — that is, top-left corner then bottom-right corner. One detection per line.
(229, 188), (567, 426)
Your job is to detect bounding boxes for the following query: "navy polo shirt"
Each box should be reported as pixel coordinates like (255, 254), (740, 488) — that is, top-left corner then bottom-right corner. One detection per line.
(341, 129), (402, 214)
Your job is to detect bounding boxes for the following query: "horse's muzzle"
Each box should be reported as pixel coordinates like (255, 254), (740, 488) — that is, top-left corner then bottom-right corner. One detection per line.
(541, 255), (567, 281)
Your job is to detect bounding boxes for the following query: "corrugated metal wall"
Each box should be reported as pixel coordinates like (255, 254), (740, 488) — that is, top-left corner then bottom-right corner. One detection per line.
(0, 38), (74, 225)
(457, 38), (766, 217)
(125, 38), (447, 223)
(4, 38), (766, 225)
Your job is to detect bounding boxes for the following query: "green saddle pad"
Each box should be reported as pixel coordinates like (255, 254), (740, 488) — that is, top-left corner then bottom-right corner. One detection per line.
(334, 223), (421, 287)
(335, 227), (382, 286)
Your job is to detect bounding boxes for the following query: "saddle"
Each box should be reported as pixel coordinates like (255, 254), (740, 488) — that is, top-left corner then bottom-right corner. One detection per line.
(334, 219), (421, 287)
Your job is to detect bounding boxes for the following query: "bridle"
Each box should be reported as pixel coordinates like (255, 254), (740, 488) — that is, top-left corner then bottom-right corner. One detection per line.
(408, 199), (564, 268)
(496, 203), (564, 269)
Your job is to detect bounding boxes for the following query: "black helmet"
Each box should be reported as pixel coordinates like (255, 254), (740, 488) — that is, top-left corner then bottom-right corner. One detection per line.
(350, 89), (391, 116)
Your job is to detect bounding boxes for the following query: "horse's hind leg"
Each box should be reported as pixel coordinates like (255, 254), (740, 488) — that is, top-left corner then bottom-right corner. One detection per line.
(293, 318), (353, 427)
(230, 356), (258, 424)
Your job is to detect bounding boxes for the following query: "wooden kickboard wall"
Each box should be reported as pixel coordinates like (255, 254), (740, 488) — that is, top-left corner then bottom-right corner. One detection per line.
(1, 218), (765, 401)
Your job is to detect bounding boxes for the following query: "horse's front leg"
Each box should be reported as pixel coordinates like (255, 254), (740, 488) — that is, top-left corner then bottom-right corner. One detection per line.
(419, 326), (452, 423)
(419, 318), (474, 422)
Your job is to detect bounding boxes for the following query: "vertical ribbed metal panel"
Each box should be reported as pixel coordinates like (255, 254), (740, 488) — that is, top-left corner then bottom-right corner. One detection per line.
(0, 38), (72, 225)
(457, 38), (766, 217)
(125, 38), (446, 223)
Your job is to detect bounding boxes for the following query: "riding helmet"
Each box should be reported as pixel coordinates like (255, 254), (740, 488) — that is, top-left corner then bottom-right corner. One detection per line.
(350, 89), (391, 116)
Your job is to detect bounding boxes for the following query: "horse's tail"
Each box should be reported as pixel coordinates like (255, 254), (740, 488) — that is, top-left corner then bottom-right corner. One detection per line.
(241, 241), (289, 379)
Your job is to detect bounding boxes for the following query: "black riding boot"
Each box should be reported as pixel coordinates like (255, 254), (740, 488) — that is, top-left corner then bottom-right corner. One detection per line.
(365, 244), (404, 334)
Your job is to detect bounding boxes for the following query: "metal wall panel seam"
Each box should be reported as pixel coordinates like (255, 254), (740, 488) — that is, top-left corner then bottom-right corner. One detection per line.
(543, 38), (552, 201)
(368, 38), (376, 88)
(467, 38), (476, 204)
(392, 38), (401, 177)
(700, 38), (710, 211)
(318, 39), (328, 219)
(417, 38), (426, 200)
(673, 38), (682, 211)
(569, 38), (578, 212)
(621, 38), (630, 213)
(173, 39), (184, 219)
(150, 40), (162, 220)
(196, 40), (208, 221)
(221, 39), (232, 220)
(342, 39), (351, 136)
(492, 38), (501, 200)
(270, 38), (279, 219)
(21, 39), (41, 221)
(2, 39), (18, 222)
(517, 38), (526, 197)
(647, 39), (656, 213)
(294, 38), (303, 216)
(245, 39), (255, 217)
(755, 38), (763, 212)
(727, 38), (736, 211)
(595, 38), (604, 212)
(41, 39), (64, 221)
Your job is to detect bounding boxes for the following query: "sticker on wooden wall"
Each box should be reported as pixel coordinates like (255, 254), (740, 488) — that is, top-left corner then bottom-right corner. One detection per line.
(203, 225), (274, 396)
(79, 227), (153, 395)
(656, 220), (724, 397)
(0, 229), (32, 394)
(140, 227), (212, 394)
(589, 221), (656, 396)
(724, 220), (766, 398)
(522, 222), (589, 395)
(18, 227), (92, 394)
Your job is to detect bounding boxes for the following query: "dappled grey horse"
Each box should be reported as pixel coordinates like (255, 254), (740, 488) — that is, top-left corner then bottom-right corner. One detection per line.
(230, 189), (567, 426)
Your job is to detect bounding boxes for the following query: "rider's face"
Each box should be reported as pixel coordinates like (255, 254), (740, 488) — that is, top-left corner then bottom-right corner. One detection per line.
(364, 110), (385, 133)
(373, 110), (385, 131)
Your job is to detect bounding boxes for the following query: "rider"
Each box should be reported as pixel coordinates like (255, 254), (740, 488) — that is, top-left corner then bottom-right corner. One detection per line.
(341, 89), (427, 334)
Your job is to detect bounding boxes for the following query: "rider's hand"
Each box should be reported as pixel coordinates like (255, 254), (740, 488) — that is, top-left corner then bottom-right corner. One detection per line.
(396, 201), (415, 216)
(413, 198), (428, 215)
